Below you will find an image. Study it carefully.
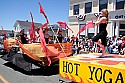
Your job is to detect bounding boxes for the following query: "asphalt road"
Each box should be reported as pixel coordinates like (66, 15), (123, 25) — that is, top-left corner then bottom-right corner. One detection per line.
(0, 54), (71, 83)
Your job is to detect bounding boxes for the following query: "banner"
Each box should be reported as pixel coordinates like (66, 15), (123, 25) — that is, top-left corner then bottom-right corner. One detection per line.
(60, 55), (125, 83)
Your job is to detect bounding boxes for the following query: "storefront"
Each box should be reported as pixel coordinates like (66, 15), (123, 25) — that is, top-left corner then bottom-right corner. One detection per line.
(68, 0), (125, 38)
(68, 13), (97, 39)
(109, 10), (125, 37)
(68, 10), (125, 38)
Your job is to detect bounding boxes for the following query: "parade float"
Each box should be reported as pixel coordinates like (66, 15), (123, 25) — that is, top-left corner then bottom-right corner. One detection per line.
(59, 8), (125, 83)
(2, 38), (72, 71)
(59, 53), (125, 83)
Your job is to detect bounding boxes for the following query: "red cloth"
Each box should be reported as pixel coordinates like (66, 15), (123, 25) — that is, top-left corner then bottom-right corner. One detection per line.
(39, 26), (51, 66)
(38, 2), (45, 14)
(71, 37), (75, 41)
(40, 22), (48, 29)
(29, 12), (35, 42)
(57, 21), (73, 33)
(1, 26), (6, 39)
(57, 21), (67, 29)
(38, 2), (49, 23)
(76, 20), (94, 37)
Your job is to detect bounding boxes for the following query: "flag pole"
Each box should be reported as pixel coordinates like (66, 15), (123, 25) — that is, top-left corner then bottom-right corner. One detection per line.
(53, 28), (59, 42)
(49, 25), (67, 57)
(38, 2), (66, 57)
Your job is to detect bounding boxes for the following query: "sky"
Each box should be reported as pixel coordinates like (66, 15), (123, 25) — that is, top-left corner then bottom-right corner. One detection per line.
(0, 0), (69, 30)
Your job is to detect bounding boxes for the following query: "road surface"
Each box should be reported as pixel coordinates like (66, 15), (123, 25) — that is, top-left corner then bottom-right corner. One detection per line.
(0, 54), (71, 83)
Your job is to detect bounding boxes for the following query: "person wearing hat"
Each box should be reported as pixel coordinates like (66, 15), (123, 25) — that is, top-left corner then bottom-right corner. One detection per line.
(18, 28), (28, 44)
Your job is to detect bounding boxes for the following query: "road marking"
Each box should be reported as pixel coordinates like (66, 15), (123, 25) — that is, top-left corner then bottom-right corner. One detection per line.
(0, 75), (8, 83)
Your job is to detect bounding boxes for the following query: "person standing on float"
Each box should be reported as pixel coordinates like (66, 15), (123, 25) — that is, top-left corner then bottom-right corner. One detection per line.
(92, 9), (109, 57)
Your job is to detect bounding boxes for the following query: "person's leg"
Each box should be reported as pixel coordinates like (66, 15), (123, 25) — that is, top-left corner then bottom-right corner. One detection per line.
(92, 32), (104, 54)
(96, 41), (105, 56)
(101, 46), (106, 56)
(99, 35), (107, 57)
(96, 40), (103, 48)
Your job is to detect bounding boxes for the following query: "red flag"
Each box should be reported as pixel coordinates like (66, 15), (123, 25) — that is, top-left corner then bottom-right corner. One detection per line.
(40, 22), (48, 29)
(57, 21), (73, 33)
(57, 21), (67, 29)
(38, 2), (49, 23)
(39, 26), (51, 66)
(76, 20), (94, 37)
(1, 26), (6, 40)
(29, 12), (35, 42)
(38, 2), (45, 14)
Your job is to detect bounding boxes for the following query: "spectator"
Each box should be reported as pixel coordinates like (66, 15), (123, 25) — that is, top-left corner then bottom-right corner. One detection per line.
(71, 35), (75, 44)
(63, 37), (67, 42)
(76, 37), (79, 46)
(72, 44), (76, 54)
(67, 36), (70, 42)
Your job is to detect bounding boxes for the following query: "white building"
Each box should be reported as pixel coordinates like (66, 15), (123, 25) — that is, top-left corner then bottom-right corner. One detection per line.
(13, 20), (42, 37)
(13, 20), (67, 40)
(68, 0), (125, 38)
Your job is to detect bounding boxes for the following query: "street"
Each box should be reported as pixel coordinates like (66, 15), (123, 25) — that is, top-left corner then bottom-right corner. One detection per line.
(0, 55), (70, 83)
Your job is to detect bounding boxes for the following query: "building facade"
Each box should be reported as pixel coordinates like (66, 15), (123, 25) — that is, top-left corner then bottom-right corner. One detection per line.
(13, 20), (67, 40)
(13, 20), (42, 38)
(68, 0), (125, 38)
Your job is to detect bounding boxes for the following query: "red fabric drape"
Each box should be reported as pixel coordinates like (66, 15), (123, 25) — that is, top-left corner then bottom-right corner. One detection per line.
(57, 21), (73, 33)
(39, 25), (51, 66)
(40, 22), (48, 29)
(29, 12), (35, 42)
(38, 2), (49, 23)
(76, 20), (94, 37)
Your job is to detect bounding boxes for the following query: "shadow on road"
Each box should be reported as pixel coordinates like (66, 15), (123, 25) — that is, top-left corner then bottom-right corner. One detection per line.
(3, 62), (59, 76)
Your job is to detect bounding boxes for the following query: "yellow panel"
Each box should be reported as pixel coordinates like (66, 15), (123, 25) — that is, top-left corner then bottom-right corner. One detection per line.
(59, 54), (125, 83)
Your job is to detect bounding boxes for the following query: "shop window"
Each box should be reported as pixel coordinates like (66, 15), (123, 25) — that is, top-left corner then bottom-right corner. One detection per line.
(116, 0), (125, 10)
(120, 24), (125, 29)
(85, 2), (92, 13)
(73, 4), (79, 15)
(88, 25), (94, 39)
(88, 33), (94, 39)
(99, 0), (108, 11)
(79, 24), (86, 37)
(120, 31), (125, 35)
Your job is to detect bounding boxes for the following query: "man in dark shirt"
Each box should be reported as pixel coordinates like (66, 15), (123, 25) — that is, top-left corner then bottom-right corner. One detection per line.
(19, 29), (28, 44)
(57, 30), (63, 43)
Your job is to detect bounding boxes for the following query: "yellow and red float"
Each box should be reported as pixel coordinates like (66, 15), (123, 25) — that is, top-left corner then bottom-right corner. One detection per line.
(59, 53), (125, 83)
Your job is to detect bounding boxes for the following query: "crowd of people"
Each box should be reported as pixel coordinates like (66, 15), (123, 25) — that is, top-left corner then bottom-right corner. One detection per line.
(63, 35), (125, 55)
